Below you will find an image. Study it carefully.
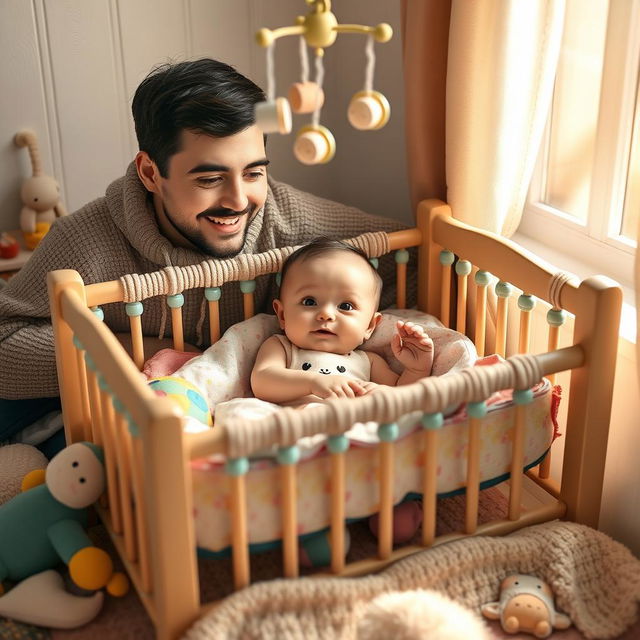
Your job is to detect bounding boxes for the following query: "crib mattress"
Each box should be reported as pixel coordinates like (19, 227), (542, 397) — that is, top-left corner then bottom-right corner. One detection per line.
(190, 380), (558, 552)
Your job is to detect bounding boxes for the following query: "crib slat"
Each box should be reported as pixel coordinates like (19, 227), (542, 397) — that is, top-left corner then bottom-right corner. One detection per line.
(74, 344), (92, 441)
(439, 251), (454, 328)
(240, 281), (256, 320)
(517, 295), (535, 354)
(495, 282), (513, 358)
(509, 391), (532, 520)
(168, 296), (185, 352)
(474, 271), (491, 358)
(377, 423), (398, 560)
(395, 249), (409, 309)
(131, 436), (152, 593)
(328, 436), (349, 574)
(125, 302), (145, 370)
(99, 382), (122, 534)
(85, 367), (104, 448)
(113, 408), (136, 561)
(226, 458), (250, 590)
(421, 413), (442, 547)
(465, 404), (486, 534)
(455, 260), (471, 334)
(278, 447), (299, 578)
(205, 288), (222, 344)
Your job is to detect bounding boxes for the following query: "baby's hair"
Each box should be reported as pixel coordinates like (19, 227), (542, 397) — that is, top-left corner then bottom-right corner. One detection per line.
(280, 237), (383, 306)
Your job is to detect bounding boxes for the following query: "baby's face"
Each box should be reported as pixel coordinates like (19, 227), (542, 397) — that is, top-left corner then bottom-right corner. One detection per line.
(274, 251), (381, 355)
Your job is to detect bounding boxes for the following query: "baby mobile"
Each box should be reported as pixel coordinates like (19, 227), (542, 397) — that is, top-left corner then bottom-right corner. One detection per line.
(254, 0), (393, 165)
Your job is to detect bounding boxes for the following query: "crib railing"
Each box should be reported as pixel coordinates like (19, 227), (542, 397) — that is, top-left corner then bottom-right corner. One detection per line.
(47, 199), (622, 640)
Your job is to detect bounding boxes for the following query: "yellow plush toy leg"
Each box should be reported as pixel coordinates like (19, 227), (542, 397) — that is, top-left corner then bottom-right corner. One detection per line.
(21, 469), (46, 492)
(69, 547), (113, 591)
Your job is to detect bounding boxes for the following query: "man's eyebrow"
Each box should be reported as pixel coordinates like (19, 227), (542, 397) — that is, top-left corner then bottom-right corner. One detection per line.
(187, 159), (270, 174)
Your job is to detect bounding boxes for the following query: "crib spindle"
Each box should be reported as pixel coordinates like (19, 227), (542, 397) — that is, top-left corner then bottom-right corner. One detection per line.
(455, 260), (472, 334)
(98, 377), (122, 534)
(495, 281), (513, 358)
(377, 423), (398, 559)
(465, 402), (486, 534)
(167, 294), (185, 351)
(439, 251), (454, 328)
(517, 295), (536, 354)
(72, 336), (92, 440)
(205, 287), (222, 344)
(278, 446), (300, 577)
(131, 434), (153, 593)
(328, 435), (349, 574)
(113, 402), (136, 561)
(395, 249), (409, 309)
(226, 457), (250, 589)
(474, 271), (491, 358)
(509, 389), (533, 520)
(125, 302), (145, 370)
(421, 413), (443, 546)
(85, 359), (104, 448)
(240, 281), (256, 320)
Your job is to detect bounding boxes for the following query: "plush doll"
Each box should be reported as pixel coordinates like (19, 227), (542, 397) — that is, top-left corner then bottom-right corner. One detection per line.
(14, 129), (67, 248)
(0, 442), (129, 628)
(481, 574), (572, 638)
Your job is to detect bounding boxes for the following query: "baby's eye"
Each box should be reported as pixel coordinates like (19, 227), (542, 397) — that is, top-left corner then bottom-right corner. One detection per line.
(302, 297), (316, 306)
(338, 302), (354, 311)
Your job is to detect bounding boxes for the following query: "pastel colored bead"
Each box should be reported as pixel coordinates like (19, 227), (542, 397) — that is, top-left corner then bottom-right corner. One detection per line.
(517, 294), (536, 311)
(327, 434), (350, 454)
(394, 248), (409, 264)
(239, 280), (256, 294)
(225, 457), (249, 476)
(455, 259), (472, 276)
(495, 281), (514, 298)
(277, 445), (301, 465)
(439, 250), (455, 266)
(293, 125), (336, 165)
(347, 91), (390, 131)
(421, 412), (444, 430)
(91, 307), (104, 322)
(547, 308), (567, 327)
(148, 376), (213, 426)
(166, 293), (184, 309)
(467, 401), (488, 419)
(254, 97), (292, 134)
(204, 287), (221, 302)
(288, 81), (325, 114)
(475, 270), (492, 286)
(369, 257), (379, 269)
(513, 389), (534, 405)
(125, 301), (143, 317)
(378, 422), (399, 442)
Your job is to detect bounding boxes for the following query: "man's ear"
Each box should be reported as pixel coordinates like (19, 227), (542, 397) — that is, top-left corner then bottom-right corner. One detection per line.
(273, 299), (286, 329)
(135, 151), (161, 194)
(364, 312), (382, 340)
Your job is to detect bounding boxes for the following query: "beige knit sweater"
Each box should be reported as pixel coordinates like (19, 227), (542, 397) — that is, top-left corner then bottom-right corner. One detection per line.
(0, 164), (407, 399)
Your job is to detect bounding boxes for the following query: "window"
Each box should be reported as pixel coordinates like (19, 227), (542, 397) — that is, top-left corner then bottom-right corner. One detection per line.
(519, 0), (640, 289)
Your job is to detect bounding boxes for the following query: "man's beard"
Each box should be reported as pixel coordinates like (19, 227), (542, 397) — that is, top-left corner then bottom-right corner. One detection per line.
(166, 203), (257, 259)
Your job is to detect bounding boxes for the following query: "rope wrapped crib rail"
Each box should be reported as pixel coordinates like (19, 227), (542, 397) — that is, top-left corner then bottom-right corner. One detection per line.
(119, 231), (390, 302)
(223, 347), (584, 458)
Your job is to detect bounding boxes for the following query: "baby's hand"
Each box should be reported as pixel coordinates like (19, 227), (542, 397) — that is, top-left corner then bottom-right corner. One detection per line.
(310, 374), (367, 399)
(391, 321), (434, 375)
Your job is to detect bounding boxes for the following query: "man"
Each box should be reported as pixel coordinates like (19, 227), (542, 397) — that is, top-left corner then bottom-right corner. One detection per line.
(0, 58), (408, 449)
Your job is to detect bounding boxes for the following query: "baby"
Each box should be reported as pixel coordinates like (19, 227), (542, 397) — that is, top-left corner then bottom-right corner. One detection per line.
(251, 238), (434, 405)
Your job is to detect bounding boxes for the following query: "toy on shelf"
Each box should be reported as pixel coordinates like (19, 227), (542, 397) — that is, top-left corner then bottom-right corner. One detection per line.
(0, 442), (129, 629)
(0, 232), (19, 260)
(254, 0), (392, 164)
(481, 574), (572, 638)
(14, 129), (67, 250)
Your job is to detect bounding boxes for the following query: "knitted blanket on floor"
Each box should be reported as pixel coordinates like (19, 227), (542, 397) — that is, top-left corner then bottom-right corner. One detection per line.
(183, 521), (640, 640)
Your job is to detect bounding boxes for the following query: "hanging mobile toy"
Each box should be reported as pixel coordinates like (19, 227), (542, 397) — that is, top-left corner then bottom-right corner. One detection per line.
(254, 0), (392, 165)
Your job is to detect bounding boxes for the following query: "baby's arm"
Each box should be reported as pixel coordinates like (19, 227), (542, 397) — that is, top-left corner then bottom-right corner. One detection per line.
(368, 321), (434, 387)
(251, 336), (367, 403)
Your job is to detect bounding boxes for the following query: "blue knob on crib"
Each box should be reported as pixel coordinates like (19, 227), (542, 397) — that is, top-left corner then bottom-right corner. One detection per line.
(166, 294), (184, 309)
(91, 306), (104, 321)
(275, 272), (282, 287)
(513, 389), (534, 405)
(84, 352), (96, 372)
(72, 335), (84, 351)
(421, 412), (443, 430)
(328, 434), (350, 454)
(369, 257), (379, 270)
(439, 250), (455, 266)
(474, 270), (492, 287)
(394, 249), (409, 264)
(517, 294), (536, 312)
(204, 287), (222, 302)
(225, 457), (250, 476)
(240, 280), (256, 294)
(455, 259), (472, 276)
(546, 308), (567, 327)
(97, 374), (111, 394)
(495, 281), (513, 298)
(277, 445), (301, 465)
(378, 422), (399, 442)
(467, 401), (487, 419)
(125, 301), (143, 317)
(112, 397), (138, 436)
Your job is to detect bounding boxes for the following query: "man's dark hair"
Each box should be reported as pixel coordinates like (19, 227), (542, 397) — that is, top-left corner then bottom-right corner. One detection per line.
(132, 58), (266, 176)
(280, 237), (383, 305)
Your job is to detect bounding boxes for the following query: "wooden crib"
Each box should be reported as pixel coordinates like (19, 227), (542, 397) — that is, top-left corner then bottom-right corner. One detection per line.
(47, 199), (622, 639)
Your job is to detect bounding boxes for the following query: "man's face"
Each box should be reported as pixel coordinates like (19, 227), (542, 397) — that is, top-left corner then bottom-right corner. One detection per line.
(153, 126), (268, 258)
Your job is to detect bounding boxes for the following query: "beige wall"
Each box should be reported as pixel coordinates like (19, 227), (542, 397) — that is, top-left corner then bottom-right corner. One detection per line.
(0, 0), (410, 232)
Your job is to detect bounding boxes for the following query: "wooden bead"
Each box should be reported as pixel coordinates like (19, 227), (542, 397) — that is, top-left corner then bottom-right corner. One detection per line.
(347, 91), (390, 131)
(293, 125), (336, 165)
(254, 97), (292, 134)
(288, 82), (325, 114)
